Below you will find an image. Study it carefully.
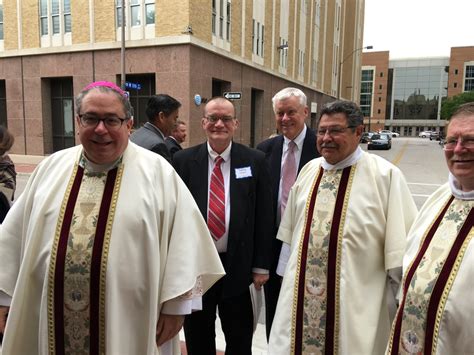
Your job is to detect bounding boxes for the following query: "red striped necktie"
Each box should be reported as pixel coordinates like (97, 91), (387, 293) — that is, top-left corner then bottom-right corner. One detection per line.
(208, 156), (226, 240)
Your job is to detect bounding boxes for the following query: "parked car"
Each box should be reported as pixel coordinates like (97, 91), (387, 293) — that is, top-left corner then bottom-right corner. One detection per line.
(419, 131), (433, 138)
(360, 132), (374, 143)
(429, 131), (441, 141)
(368, 133), (391, 150)
(380, 130), (399, 138)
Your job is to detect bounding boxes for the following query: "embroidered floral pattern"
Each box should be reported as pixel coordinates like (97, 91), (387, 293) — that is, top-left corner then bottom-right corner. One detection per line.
(63, 171), (107, 353)
(399, 199), (473, 354)
(301, 169), (343, 354)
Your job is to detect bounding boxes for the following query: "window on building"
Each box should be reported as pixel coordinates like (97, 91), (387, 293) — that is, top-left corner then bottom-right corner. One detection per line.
(212, 0), (216, 34)
(40, 0), (71, 36)
(51, 78), (74, 152)
(253, 20), (264, 57)
(226, 0), (231, 41)
(379, 84), (383, 90)
(123, 74), (156, 129)
(298, 50), (305, 77)
(116, 0), (155, 28)
(378, 97), (381, 102)
(279, 37), (288, 69)
(465, 65), (474, 91)
(380, 72), (384, 77)
(360, 69), (374, 117)
(0, 4), (3, 40)
(454, 69), (458, 75)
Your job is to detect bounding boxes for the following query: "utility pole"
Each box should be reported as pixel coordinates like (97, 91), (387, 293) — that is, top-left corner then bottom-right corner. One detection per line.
(120, 0), (126, 90)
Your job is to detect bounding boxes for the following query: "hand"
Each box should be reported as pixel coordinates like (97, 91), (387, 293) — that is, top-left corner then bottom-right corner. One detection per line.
(155, 313), (185, 347)
(252, 273), (269, 291)
(0, 306), (9, 333)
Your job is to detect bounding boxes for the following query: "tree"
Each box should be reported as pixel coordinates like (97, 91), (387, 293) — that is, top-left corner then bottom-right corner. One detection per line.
(440, 91), (474, 119)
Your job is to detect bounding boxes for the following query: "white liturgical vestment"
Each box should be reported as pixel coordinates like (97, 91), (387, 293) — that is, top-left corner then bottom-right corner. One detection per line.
(269, 151), (417, 355)
(0, 142), (225, 355)
(387, 181), (473, 355)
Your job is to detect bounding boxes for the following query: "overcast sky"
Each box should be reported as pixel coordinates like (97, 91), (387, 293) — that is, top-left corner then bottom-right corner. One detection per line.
(363, 0), (473, 59)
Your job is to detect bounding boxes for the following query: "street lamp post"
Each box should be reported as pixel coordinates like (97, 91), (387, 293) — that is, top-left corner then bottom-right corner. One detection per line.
(337, 45), (373, 100)
(120, 0), (126, 90)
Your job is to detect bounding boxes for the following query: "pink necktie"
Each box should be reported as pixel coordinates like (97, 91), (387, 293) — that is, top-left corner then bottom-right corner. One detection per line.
(208, 156), (226, 240)
(281, 141), (297, 217)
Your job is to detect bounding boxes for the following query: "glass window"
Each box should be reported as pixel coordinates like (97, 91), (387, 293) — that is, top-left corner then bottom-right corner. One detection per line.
(219, 0), (224, 38)
(131, 0), (141, 26)
(0, 5), (3, 40)
(361, 70), (373, 81)
(40, 0), (48, 35)
(212, 0), (216, 34)
(226, 0), (231, 41)
(145, 3), (155, 24)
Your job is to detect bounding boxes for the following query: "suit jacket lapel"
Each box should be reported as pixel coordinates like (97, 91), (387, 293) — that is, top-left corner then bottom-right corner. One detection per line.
(270, 136), (284, 203)
(299, 127), (317, 172)
(192, 143), (210, 220)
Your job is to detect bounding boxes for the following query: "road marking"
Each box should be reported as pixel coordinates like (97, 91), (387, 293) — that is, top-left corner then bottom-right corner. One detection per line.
(391, 140), (409, 166)
(408, 182), (443, 187)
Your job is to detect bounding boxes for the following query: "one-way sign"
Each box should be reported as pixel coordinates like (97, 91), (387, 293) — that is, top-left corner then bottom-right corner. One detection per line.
(223, 92), (242, 100)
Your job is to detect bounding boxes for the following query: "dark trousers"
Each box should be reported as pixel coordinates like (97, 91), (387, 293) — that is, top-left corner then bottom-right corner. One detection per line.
(264, 272), (281, 340)
(184, 276), (254, 355)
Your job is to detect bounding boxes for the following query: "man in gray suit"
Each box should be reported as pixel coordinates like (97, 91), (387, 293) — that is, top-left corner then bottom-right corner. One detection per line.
(130, 94), (181, 162)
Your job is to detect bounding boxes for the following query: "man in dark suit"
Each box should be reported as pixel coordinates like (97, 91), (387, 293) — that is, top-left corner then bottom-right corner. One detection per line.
(165, 120), (187, 158)
(173, 97), (273, 355)
(256, 87), (320, 339)
(130, 94), (181, 162)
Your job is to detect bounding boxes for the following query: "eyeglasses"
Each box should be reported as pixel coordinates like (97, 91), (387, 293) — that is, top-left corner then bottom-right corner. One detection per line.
(443, 135), (474, 151)
(317, 126), (356, 137)
(78, 113), (129, 129)
(205, 115), (235, 124)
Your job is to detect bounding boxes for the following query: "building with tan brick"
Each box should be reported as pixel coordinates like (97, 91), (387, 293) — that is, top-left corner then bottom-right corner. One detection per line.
(0, 0), (367, 155)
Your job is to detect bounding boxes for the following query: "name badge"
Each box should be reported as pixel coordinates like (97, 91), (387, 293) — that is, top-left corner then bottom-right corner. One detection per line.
(235, 166), (252, 179)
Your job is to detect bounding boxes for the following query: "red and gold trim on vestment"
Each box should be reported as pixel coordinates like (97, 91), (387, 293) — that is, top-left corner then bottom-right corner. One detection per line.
(47, 162), (124, 355)
(388, 196), (474, 354)
(291, 165), (355, 354)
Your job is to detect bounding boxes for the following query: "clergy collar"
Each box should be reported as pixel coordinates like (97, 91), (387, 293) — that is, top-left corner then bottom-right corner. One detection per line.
(207, 141), (232, 163)
(448, 173), (474, 200)
(283, 125), (307, 151)
(321, 146), (363, 171)
(79, 151), (122, 173)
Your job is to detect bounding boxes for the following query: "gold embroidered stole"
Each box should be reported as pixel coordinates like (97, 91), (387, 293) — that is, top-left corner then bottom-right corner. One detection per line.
(291, 165), (355, 355)
(47, 162), (124, 355)
(388, 197), (474, 354)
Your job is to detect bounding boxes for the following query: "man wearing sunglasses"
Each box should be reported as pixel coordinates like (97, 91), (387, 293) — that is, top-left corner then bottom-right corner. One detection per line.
(387, 102), (474, 355)
(269, 100), (417, 354)
(173, 97), (273, 355)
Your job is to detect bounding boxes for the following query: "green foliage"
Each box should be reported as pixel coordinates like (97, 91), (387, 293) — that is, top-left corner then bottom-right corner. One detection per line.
(440, 91), (474, 119)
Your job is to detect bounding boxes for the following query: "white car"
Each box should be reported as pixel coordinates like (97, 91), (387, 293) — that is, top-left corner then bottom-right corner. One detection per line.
(419, 131), (432, 138)
(380, 130), (400, 138)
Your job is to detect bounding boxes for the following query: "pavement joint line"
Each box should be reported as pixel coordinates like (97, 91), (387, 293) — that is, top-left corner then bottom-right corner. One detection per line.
(391, 140), (408, 166)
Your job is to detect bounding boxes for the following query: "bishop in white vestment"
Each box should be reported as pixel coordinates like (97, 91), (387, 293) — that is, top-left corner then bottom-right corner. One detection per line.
(0, 82), (225, 355)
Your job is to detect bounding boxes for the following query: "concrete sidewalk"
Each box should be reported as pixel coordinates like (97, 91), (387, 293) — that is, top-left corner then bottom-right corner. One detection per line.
(8, 154), (270, 354)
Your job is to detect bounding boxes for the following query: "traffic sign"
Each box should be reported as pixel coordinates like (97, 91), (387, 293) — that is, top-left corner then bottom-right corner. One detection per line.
(223, 92), (242, 100)
(125, 82), (142, 90)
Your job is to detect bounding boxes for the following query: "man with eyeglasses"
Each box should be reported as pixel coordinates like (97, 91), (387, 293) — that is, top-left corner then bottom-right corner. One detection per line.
(130, 94), (181, 163)
(0, 81), (225, 354)
(173, 97), (273, 354)
(256, 87), (319, 339)
(387, 102), (474, 355)
(269, 100), (417, 354)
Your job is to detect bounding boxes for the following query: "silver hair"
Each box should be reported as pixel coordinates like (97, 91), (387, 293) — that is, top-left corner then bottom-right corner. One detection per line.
(272, 87), (307, 112)
(75, 85), (134, 119)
